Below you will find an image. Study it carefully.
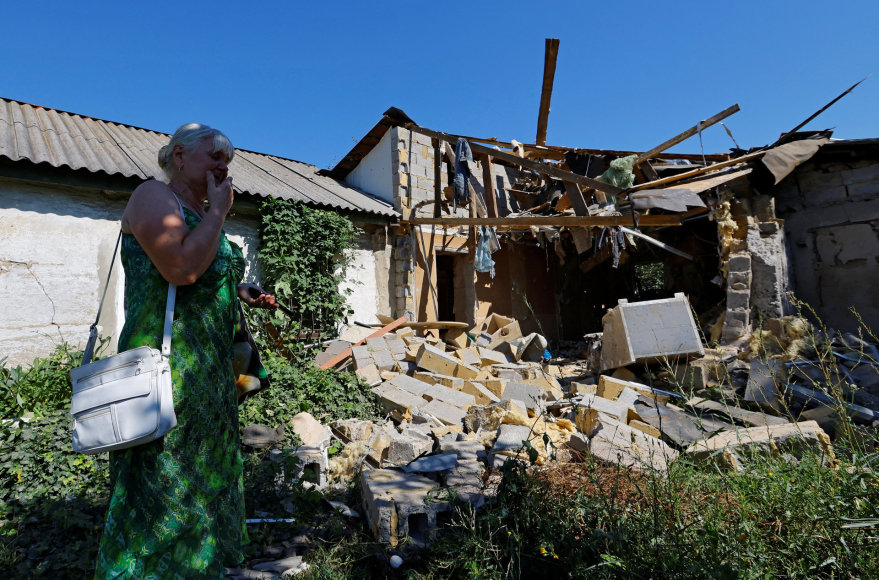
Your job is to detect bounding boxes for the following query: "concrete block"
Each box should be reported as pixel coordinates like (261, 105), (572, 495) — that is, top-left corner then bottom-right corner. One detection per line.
(521, 373), (564, 401)
(366, 337), (391, 352)
(403, 453), (458, 473)
(385, 336), (408, 356)
(744, 359), (786, 412)
(463, 400), (520, 433)
(371, 383), (425, 414)
(491, 424), (533, 456)
(456, 348), (481, 367)
(462, 380), (501, 405)
(387, 429), (434, 466)
(416, 343), (479, 379)
(574, 393), (629, 423)
(389, 374), (431, 397)
(423, 384), (476, 409)
(502, 382), (545, 410)
(290, 412), (332, 449)
(355, 363), (382, 386)
(371, 349), (398, 371)
(675, 362), (709, 391)
(727, 254), (752, 273)
(477, 347), (510, 366)
(445, 328), (470, 349)
(421, 399), (467, 426)
(314, 340), (351, 368)
(438, 439), (485, 461)
(361, 468), (449, 546)
(726, 289), (750, 311)
(685, 420), (835, 471)
(332, 418), (375, 442)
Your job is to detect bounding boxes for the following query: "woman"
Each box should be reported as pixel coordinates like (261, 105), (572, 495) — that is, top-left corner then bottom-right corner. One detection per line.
(96, 123), (276, 578)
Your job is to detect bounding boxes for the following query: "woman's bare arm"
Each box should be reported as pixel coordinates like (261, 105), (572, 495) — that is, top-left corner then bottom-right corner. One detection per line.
(122, 175), (233, 285)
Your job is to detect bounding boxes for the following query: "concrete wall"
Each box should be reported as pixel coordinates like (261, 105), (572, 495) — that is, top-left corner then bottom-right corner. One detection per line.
(774, 147), (879, 333)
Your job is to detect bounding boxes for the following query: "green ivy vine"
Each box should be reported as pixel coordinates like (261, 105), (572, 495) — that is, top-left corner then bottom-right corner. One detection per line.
(252, 197), (359, 357)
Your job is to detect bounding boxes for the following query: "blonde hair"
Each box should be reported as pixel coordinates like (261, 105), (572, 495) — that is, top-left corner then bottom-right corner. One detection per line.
(157, 123), (234, 178)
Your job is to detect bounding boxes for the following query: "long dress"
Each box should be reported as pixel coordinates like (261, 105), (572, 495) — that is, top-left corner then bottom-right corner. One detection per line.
(96, 207), (247, 579)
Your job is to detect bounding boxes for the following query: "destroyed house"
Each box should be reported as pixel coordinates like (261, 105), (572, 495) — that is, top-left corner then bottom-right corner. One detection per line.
(328, 106), (879, 343)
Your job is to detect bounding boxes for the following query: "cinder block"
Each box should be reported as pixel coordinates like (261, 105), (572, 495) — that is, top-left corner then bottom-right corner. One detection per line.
(372, 349), (398, 371)
(361, 468), (449, 546)
(491, 424), (533, 456)
(389, 374), (431, 397)
(416, 343), (479, 379)
(421, 399), (467, 426)
(686, 420), (834, 471)
(574, 393), (629, 423)
(501, 382), (545, 410)
(423, 384), (476, 409)
(462, 380), (500, 405)
(477, 347), (510, 366)
(727, 253), (751, 273)
(456, 348), (481, 367)
(387, 429), (434, 465)
(371, 383), (424, 414)
(726, 289), (750, 311)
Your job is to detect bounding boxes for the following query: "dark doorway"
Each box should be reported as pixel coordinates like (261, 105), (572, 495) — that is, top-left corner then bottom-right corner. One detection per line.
(436, 254), (455, 321)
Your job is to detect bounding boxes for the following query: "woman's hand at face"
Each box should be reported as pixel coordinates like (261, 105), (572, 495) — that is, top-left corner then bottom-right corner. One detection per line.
(238, 283), (279, 309)
(207, 172), (234, 217)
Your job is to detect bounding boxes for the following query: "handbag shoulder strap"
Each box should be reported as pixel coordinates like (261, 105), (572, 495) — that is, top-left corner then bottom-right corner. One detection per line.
(81, 195), (184, 365)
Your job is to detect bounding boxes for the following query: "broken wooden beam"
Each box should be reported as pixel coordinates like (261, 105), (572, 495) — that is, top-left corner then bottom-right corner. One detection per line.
(563, 181), (590, 216)
(635, 104), (740, 164)
(536, 38), (560, 147)
(403, 215), (682, 228)
(318, 316), (408, 370)
(406, 124), (624, 197)
(628, 150), (765, 192)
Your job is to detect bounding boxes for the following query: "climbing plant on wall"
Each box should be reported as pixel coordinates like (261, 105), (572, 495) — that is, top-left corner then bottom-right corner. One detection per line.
(253, 197), (359, 357)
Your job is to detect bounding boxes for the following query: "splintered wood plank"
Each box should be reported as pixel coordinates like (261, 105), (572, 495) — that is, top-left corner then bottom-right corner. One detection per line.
(536, 38), (560, 147)
(635, 104), (740, 163)
(563, 181), (590, 216)
(408, 125), (623, 197)
(629, 151), (765, 192)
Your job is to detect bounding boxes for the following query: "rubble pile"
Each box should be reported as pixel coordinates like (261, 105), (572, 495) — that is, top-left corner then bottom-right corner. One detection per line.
(241, 297), (879, 550)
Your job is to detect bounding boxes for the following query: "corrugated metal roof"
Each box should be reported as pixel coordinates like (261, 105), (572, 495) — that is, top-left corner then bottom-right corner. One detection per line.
(0, 97), (396, 218)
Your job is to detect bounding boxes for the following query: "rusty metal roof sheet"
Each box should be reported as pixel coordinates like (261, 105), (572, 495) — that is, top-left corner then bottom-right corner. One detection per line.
(0, 97), (396, 218)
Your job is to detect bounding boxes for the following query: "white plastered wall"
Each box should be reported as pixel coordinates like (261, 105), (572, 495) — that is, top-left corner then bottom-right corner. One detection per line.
(345, 130), (394, 204)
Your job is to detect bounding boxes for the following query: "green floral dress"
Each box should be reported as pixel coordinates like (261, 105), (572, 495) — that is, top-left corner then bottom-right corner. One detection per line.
(96, 207), (247, 579)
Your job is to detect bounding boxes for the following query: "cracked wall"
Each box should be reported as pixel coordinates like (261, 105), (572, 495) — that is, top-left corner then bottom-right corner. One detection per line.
(0, 178), (263, 366)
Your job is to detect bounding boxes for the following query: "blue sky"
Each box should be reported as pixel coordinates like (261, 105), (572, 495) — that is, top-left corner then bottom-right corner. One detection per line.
(4, 1), (877, 170)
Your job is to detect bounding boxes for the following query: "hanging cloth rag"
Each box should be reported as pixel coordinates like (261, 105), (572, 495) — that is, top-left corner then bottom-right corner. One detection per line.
(454, 137), (473, 206)
(474, 226), (496, 278)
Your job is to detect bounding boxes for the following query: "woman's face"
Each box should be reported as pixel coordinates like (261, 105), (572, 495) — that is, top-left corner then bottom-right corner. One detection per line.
(177, 138), (230, 188)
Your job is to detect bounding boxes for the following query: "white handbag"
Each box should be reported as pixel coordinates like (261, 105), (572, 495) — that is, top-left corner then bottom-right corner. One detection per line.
(70, 231), (178, 455)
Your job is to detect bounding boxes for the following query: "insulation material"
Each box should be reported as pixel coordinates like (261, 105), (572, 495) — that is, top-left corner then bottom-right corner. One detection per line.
(328, 440), (371, 484)
(745, 316), (812, 362)
(710, 189), (738, 268)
